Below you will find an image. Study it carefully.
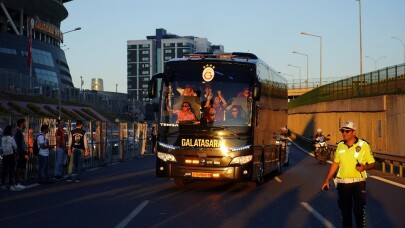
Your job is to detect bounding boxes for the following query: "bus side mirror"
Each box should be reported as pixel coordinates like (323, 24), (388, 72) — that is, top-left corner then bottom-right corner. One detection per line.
(148, 78), (157, 98)
(252, 82), (261, 101)
(148, 73), (163, 98)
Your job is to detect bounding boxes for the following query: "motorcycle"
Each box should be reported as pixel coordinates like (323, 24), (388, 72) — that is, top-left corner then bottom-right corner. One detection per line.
(275, 133), (291, 167)
(313, 134), (330, 164)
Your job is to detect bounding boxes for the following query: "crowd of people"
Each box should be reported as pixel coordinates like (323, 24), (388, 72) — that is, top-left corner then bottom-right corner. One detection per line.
(1, 118), (88, 191)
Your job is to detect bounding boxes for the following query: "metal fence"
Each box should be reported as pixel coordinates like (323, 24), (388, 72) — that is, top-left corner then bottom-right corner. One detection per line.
(0, 115), (153, 183)
(289, 63), (405, 109)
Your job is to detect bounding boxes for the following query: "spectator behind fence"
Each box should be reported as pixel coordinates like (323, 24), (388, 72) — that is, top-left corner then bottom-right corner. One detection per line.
(1, 125), (19, 191)
(67, 120), (89, 183)
(37, 124), (54, 184)
(14, 118), (29, 189)
(53, 119), (66, 179)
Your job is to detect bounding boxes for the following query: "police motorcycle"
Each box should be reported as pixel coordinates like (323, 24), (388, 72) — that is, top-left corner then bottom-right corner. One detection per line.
(274, 131), (291, 167)
(313, 134), (330, 164)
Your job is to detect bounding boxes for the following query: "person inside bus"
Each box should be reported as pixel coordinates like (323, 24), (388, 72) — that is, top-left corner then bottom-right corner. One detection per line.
(226, 105), (246, 125)
(237, 87), (251, 98)
(172, 101), (197, 123)
(181, 84), (197, 96)
(205, 89), (227, 121)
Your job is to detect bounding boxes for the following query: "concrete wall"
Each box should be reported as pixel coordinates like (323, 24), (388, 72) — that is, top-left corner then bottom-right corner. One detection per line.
(288, 94), (405, 156)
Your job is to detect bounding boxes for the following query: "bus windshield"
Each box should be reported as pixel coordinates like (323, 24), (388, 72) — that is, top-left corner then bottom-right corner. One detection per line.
(160, 61), (255, 127)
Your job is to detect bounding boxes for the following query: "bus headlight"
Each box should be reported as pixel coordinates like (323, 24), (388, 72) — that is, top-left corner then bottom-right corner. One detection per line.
(230, 155), (252, 165)
(157, 152), (177, 162)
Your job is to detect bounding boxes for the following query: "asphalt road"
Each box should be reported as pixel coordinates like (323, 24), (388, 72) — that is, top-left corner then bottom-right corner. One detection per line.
(1, 145), (404, 228)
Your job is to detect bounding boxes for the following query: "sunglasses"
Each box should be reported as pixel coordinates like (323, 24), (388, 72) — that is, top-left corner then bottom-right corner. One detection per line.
(182, 105), (189, 108)
(340, 129), (352, 133)
(231, 110), (239, 112)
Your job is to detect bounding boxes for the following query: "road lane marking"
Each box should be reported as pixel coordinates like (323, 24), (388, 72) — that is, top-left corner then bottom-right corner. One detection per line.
(300, 202), (335, 228)
(369, 175), (405, 189)
(115, 200), (150, 228)
(274, 176), (282, 183)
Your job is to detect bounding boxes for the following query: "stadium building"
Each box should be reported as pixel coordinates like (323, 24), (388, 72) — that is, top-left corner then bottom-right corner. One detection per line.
(0, 0), (77, 100)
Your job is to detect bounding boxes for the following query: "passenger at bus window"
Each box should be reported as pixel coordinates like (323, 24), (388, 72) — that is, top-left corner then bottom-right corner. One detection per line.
(226, 105), (245, 125)
(172, 102), (197, 123)
(202, 105), (215, 124)
(237, 87), (251, 98)
(202, 83), (212, 99)
(206, 90), (227, 121)
(181, 84), (197, 96)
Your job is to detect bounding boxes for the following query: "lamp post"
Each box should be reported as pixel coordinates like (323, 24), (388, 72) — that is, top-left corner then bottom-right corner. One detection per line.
(62, 27), (81, 35)
(116, 84), (118, 93)
(391, 36), (405, 66)
(57, 27), (81, 118)
(292, 51), (309, 88)
(356, 0), (363, 81)
(365, 56), (387, 71)
(300, 32), (322, 86)
(282, 73), (295, 89)
(288, 64), (301, 88)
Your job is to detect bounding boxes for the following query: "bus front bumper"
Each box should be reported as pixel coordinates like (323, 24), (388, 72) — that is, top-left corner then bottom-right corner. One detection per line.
(156, 162), (253, 181)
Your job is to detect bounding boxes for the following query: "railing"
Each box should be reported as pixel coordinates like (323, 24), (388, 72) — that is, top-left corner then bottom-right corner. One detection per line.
(291, 132), (405, 178)
(0, 114), (154, 183)
(289, 63), (405, 109)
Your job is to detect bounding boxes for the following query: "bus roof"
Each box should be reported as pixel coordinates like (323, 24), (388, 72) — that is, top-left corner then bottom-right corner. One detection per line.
(170, 52), (260, 64)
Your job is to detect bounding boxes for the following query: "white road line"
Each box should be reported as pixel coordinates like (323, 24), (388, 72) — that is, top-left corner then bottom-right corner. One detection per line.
(115, 200), (150, 228)
(274, 176), (282, 183)
(369, 175), (405, 189)
(300, 202), (335, 228)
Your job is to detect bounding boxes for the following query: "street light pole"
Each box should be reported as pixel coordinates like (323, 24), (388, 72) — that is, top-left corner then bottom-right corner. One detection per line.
(391, 36), (405, 66)
(365, 56), (387, 71)
(288, 64), (301, 88)
(292, 51), (309, 88)
(57, 27), (81, 118)
(62, 27), (81, 35)
(358, 0), (363, 81)
(300, 32), (322, 86)
(282, 73), (295, 89)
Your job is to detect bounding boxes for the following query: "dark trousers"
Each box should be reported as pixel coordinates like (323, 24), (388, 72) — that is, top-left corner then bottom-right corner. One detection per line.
(38, 155), (49, 182)
(337, 181), (367, 228)
(1, 154), (15, 186)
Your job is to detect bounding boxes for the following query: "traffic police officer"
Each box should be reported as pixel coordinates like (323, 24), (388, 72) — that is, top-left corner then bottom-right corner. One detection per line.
(322, 121), (375, 228)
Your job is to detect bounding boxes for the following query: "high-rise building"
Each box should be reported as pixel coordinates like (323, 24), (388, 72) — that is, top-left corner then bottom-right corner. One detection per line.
(127, 28), (224, 102)
(0, 0), (76, 100)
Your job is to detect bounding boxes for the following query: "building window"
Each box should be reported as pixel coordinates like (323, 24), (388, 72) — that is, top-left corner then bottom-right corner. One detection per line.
(164, 49), (172, 53)
(0, 47), (17, 55)
(142, 57), (149, 61)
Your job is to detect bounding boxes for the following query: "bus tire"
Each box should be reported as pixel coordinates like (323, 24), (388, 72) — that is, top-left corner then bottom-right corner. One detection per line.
(256, 156), (265, 185)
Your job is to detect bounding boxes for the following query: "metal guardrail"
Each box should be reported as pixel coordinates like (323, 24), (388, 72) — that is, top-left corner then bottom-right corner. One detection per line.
(289, 63), (405, 109)
(291, 132), (405, 178)
(0, 137), (150, 183)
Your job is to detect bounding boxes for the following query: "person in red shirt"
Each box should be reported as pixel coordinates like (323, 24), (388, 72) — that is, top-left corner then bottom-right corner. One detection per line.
(237, 87), (251, 98)
(173, 102), (196, 123)
(205, 90), (227, 122)
(53, 119), (66, 179)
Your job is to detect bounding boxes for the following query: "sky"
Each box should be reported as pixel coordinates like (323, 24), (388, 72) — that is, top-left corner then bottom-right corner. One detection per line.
(61, 0), (405, 93)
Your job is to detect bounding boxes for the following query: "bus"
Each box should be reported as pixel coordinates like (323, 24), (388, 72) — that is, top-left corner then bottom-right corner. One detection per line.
(148, 52), (288, 186)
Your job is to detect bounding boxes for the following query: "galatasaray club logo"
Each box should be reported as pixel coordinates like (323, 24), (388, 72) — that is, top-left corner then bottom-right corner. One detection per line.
(202, 64), (215, 82)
